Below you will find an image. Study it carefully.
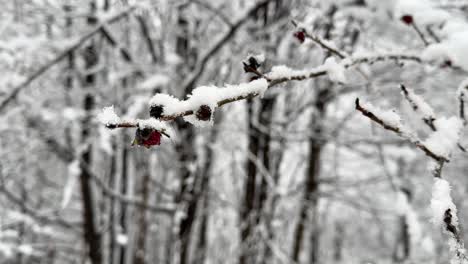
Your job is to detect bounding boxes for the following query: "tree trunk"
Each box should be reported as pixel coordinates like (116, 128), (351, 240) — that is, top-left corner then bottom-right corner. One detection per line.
(79, 2), (102, 264)
(291, 87), (329, 263)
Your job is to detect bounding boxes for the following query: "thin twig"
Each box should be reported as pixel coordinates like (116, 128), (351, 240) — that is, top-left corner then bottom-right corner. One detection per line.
(292, 20), (346, 59)
(355, 98), (448, 162)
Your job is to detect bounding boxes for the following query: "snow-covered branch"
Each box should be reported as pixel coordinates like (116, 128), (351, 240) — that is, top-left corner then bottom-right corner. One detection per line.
(355, 98), (449, 162)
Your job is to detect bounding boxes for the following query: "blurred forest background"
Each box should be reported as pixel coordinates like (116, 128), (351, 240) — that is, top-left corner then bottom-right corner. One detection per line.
(1, 0), (468, 263)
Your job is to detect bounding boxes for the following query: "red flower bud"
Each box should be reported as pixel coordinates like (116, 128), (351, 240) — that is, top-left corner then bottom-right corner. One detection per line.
(294, 31), (305, 43)
(132, 128), (161, 148)
(400, 15), (413, 25)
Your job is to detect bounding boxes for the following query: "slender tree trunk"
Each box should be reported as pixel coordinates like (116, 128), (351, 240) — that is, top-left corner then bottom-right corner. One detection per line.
(291, 87), (329, 263)
(133, 170), (151, 264)
(174, 6), (200, 264)
(240, 99), (261, 264)
(79, 2), (102, 263)
(119, 144), (128, 264)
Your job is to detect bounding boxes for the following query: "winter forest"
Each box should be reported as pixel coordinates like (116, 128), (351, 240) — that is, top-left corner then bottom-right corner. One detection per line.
(3, 0), (468, 263)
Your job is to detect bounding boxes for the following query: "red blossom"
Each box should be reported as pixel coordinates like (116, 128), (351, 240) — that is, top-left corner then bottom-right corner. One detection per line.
(401, 15), (413, 25)
(294, 31), (305, 43)
(141, 131), (161, 147)
(133, 128), (162, 148)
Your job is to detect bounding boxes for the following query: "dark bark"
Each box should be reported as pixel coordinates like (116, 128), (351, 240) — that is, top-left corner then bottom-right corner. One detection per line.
(79, 2), (102, 264)
(136, 15), (158, 64)
(240, 99), (261, 264)
(133, 172), (151, 264)
(119, 145), (128, 264)
(291, 87), (330, 263)
(174, 7), (198, 264)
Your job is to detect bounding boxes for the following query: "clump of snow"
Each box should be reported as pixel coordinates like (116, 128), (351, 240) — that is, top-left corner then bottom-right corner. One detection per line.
(323, 57), (347, 83)
(266, 65), (323, 80)
(150, 79), (268, 127)
(138, 118), (168, 132)
(431, 178), (457, 227)
(61, 160), (80, 209)
(139, 74), (170, 91)
(98, 106), (121, 126)
(149, 93), (184, 116)
(360, 101), (404, 128)
(424, 116), (462, 157)
(219, 78), (269, 100)
(186, 86), (221, 110)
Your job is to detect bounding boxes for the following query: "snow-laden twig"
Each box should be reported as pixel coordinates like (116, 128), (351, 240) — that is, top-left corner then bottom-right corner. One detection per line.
(356, 93), (467, 263)
(355, 98), (449, 162)
(400, 84), (466, 152)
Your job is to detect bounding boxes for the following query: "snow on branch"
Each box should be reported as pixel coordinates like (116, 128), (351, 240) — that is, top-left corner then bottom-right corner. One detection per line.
(400, 84), (466, 153)
(400, 84), (436, 130)
(355, 98), (449, 162)
(357, 87), (467, 262)
(431, 177), (467, 263)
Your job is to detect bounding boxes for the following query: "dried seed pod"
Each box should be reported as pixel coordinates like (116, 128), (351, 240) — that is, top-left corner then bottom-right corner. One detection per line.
(196, 105), (212, 121)
(150, 105), (164, 119)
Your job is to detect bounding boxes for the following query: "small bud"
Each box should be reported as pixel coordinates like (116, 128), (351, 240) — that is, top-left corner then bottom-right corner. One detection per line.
(243, 57), (261, 73)
(150, 105), (164, 119)
(443, 60), (452, 67)
(294, 31), (305, 43)
(196, 105), (212, 121)
(400, 15), (413, 25)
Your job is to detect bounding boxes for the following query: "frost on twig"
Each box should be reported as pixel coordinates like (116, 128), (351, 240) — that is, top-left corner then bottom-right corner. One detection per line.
(356, 91), (467, 263)
(400, 84), (436, 130)
(431, 177), (467, 263)
(400, 84), (466, 153)
(355, 98), (448, 162)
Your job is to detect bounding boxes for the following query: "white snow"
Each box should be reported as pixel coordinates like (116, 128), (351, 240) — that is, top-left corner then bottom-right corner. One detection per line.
(17, 244), (35, 256)
(61, 160), (80, 209)
(137, 118), (168, 132)
(149, 79), (268, 126)
(149, 93), (184, 116)
(266, 65), (324, 80)
(323, 57), (347, 83)
(360, 101), (403, 128)
(424, 116), (462, 157)
(430, 178), (457, 227)
(98, 106), (121, 126)
(401, 86), (435, 120)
